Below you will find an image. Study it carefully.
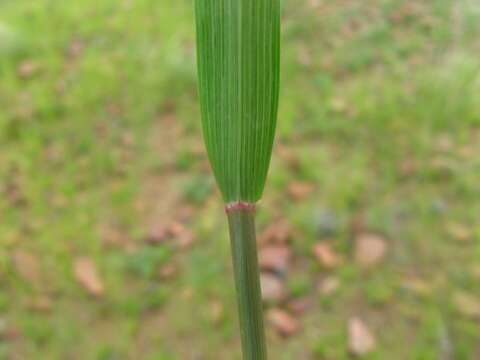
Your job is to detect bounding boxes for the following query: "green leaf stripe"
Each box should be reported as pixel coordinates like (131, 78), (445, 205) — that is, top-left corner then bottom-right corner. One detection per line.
(195, 0), (281, 203)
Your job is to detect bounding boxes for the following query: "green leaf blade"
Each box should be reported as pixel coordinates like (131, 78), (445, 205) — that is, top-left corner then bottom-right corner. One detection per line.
(195, 0), (281, 203)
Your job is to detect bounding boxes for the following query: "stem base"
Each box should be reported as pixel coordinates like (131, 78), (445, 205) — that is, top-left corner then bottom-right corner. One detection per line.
(227, 207), (267, 360)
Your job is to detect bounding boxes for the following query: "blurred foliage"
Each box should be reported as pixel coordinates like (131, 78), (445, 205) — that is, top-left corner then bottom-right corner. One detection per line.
(1, 0), (480, 359)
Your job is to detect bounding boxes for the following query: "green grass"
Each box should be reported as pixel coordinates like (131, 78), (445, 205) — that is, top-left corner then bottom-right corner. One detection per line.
(1, 0), (480, 359)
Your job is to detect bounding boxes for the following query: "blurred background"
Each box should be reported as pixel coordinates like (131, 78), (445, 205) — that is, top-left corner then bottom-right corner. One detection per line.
(1, 0), (480, 359)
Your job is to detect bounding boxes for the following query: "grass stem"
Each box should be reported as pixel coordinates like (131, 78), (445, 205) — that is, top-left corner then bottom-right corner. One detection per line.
(227, 206), (267, 360)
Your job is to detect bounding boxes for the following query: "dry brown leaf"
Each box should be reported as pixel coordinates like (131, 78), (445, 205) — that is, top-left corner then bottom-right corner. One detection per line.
(146, 224), (169, 245)
(260, 273), (287, 303)
(176, 204), (195, 221)
(28, 295), (53, 312)
(158, 264), (177, 280)
(398, 158), (418, 177)
(276, 144), (299, 168)
(286, 297), (312, 316)
(1, 325), (21, 341)
(168, 221), (195, 250)
(349, 213), (366, 237)
(435, 134), (454, 152)
(13, 251), (40, 284)
(389, 2), (424, 23)
(208, 300), (224, 325)
(259, 220), (292, 246)
(121, 132), (135, 147)
(5, 182), (25, 207)
(430, 156), (455, 174)
(447, 222), (472, 242)
(67, 39), (84, 59)
(319, 276), (340, 296)
(259, 245), (291, 273)
(287, 182), (314, 201)
(471, 265), (480, 279)
(146, 220), (195, 248)
(401, 277), (433, 297)
(181, 286), (194, 300)
(329, 97), (347, 113)
(17, 60), (39, 78)
(454, 292), (480, 319)
(348, 317), (376, 355)
(297, 45), (313, 67)
(354, 232), (387, 267)
(100, 224), (130, 248)
(267, 309), (300, 337)
(313, 242), (341, 269)
(458, 145), (475, 158)
(74, 257), (104, 297)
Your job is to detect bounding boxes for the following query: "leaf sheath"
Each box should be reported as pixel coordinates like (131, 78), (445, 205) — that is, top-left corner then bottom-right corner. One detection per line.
(195, 0), (281, 203)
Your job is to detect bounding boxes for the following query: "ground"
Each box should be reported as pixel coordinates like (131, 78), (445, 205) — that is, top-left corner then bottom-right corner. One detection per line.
(1, 0), (480, 359)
